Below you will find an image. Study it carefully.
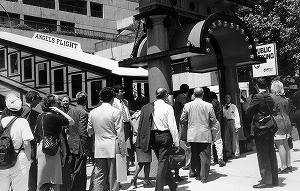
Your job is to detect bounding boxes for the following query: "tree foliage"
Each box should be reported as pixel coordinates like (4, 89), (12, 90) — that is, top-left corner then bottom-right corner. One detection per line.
(237, 0), (300, 76)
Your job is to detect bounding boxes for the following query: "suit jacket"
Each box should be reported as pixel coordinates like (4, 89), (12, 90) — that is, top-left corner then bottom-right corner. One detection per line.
(136, 102), (154, 152)
(88, 103), (125, 158)
(67, 105), (89, 155)
(180, 98), (218, 143)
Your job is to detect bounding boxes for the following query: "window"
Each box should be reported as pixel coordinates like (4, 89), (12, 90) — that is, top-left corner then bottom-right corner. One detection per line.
(8, 52), (20, 75)
(23, 0), (55, 9)
(69, 73), (85, 99)
(36, 62), (49, 86)
(59, 0), (87, 15)
(90, 3), (103, 18)
(60, 21), (75, 32)
(0, 48), (7, 69)
(22, 57), (34, 81)
(52, 68), (67, 93)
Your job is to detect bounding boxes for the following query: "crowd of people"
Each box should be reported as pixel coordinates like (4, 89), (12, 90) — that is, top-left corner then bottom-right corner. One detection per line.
(0, 76), (299, 191)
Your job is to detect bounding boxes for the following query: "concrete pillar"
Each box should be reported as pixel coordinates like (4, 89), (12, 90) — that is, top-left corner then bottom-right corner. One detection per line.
(57, 20), (61, 31)
(55, 0), (59, 10)
(87, 0), (91, 16)
(19, 14), (24, 25)
(147, 15), (172, 102)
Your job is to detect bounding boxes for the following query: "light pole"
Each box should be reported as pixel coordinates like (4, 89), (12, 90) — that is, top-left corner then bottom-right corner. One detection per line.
(0, 2), (11, 28)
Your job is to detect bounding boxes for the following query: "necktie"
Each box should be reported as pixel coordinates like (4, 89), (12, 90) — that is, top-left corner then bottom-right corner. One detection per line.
(121, 100), (128, 122)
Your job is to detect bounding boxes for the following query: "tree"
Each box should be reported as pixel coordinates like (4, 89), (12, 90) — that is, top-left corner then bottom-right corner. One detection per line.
(237, 0), (300, 76)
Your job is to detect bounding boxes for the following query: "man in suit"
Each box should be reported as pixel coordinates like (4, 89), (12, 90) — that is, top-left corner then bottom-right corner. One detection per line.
(22, 91), (41, 191)
(246, 77), (278, 188)
(67, 92), (89, 191)
(88, 87), (125, 191)
(180, 87), (219, 183)
(136, 88), (179, 191)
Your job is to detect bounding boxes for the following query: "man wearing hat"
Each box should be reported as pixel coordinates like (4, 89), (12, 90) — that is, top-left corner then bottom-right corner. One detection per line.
(0, 93), (34, 191)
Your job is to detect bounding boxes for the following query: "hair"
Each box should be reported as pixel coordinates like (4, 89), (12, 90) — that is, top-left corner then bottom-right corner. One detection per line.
(179, 84), (189, 94)
(76, 91), (87, 105)
(113, 84), (124, 94)
(134, 96), (149, 110)
(210, 91), (218, 100)
(41, 94), (57, 112)
(194, 87), (204, 98)
(99, 87), (114, 103)
(25, 91), (41, 104)
(255, 77), (268, 89)
(156, 88), (168, 99)
(1, 107), (23, 118)
(271, 80), (284, 95)
(61, 96), (71, 102)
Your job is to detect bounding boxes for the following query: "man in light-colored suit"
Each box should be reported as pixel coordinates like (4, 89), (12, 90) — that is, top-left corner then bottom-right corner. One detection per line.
(180, 87), (219, 183)
(88, 87), (126, 191)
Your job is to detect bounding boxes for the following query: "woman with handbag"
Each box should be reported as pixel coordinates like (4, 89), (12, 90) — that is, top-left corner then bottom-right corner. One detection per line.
(35, 94), (74, 191)
(271, 80), (293, 174)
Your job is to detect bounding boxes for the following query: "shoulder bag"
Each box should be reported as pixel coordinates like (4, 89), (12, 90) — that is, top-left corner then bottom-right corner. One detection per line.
(41, 114), (60, 156)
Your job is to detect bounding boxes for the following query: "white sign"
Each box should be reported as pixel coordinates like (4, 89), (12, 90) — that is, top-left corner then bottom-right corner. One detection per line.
(32, 32), (82, 51)
(252, 43), (278, 77)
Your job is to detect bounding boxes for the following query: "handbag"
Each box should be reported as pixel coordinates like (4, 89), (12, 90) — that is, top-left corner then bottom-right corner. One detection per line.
(41, 114), (60, 156)
(169, 146), (186, 169)
(288, 137), (293, 149)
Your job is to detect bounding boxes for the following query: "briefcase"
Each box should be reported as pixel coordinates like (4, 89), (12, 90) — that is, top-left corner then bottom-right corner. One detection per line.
(169, 147), (186, 169)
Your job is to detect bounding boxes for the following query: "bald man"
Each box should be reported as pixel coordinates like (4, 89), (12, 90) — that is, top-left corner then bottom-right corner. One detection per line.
(180, 87), (219, 183)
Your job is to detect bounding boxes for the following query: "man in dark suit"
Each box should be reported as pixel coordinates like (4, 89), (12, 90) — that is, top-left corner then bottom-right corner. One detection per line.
(67, 91), (89, 191)
(136, 88), (179, 191)
(22, 91), (41, 191)
(246, 77), (278, 188)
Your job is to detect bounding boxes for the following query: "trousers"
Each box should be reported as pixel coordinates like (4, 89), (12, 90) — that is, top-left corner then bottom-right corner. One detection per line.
(224, 120), (240, 157)
(190, 142), (211, 180)
(69, 153), (87, 191)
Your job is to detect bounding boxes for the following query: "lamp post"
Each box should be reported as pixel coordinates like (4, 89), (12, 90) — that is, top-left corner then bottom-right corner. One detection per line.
(0, 2), (11, 28)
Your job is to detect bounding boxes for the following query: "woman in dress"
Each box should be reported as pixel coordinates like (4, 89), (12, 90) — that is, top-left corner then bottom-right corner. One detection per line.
(129, 96), (153, 188)
(35, 94), (74, 191)
(271, 80), (292, 173)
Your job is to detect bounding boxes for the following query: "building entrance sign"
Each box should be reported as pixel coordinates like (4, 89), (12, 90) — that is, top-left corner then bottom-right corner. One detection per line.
(32, 32), (82, 52)
(252, 43), (278, 77)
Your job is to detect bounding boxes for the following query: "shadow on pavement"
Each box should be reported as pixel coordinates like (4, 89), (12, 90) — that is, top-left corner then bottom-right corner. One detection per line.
(277, 177), (287, 187)
(208, 169), (228, 182)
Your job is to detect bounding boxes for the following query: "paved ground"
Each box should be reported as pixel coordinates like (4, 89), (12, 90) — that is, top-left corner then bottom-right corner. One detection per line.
(87, 128), (300, 191)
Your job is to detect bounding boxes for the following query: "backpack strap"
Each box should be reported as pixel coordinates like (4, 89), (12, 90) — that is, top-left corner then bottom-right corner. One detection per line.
(2, 116), (18, 135)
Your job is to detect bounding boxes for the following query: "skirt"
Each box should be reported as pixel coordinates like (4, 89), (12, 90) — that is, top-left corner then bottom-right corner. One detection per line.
(36, 142), (62, 188)
(136, 148), (152, 163)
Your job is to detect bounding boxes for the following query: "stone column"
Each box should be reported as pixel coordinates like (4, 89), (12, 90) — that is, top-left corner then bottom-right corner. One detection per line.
(19, 14), (24, 25)
(147, 15), (172, 102)
(87, 0), (91, 16)
(55, 0), (59, 10)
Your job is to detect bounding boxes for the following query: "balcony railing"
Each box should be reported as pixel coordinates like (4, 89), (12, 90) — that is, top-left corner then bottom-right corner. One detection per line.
(0, 16), (135, 44)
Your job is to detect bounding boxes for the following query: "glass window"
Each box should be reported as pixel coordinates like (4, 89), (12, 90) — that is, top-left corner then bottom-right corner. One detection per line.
(91, 80), (102, 106)
(23, 57), (33, 81)
(9, 53), (19, 75)
(71, 74), (82, 98)
(0, 49), (6, 69)
(90, 3), (103, 18)
(54, 68), (64, 92)
(37, 62), (48, 85)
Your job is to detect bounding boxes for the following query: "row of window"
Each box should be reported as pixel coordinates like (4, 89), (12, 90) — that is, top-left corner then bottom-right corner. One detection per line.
(21, 0), (103, 18)
(0, 48), (102, 107)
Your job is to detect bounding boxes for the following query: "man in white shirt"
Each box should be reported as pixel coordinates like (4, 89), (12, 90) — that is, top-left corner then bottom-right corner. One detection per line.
(150, 88), (179, 191)
(223, 94), (241, 159)
(88, 87), (125, 191)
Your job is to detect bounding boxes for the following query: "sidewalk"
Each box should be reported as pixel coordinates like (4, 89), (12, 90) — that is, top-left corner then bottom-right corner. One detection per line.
(87, 140), (300, 191)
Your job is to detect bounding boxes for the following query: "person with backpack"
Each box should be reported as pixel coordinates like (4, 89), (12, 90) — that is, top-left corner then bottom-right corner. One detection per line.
(0, 93), (34, 191)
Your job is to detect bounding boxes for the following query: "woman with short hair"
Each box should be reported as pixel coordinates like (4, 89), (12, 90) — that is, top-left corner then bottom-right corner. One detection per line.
(271, 80), (292, 174)
(35, 94), (74, 191)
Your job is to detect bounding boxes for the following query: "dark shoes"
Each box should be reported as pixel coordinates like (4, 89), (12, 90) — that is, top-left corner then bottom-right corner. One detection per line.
(287, 166), (293, 172)
(130, 179), (137, 188)
(278, 168), (290, 174)
(253, 183), (273, 189)
(143, 180), (153, 188)
(189, 171), (197, 178)
(174, 175), (184, 182)
(218, 159), (226, 167)
(169, 183), (178, 191)
(195, 177), (207, 183)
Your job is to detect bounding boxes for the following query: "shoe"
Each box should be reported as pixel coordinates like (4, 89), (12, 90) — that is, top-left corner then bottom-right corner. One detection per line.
(287, 166), (293, 172)
(130, 179), (137, 188)
(233, 155), (240, 159)
(143, 180), (153, 188)
(182, 165), (190, 170)
(201, 179), (207, 183)
(218, 159), (226, 167)
(169, 183), (177, 191)
(278, 168), (289, 174)
(189, 172), (197, 178)
(174, 175), (184, 182)
(253, 183), (273, 188)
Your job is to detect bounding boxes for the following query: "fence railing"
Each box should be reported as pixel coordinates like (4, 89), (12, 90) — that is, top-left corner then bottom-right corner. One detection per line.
(0, 16), (135, 43)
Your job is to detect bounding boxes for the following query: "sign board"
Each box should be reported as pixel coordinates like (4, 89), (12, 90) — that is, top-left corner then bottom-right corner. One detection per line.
(252, 43), (278, 77)
(32, 32), (82, 52)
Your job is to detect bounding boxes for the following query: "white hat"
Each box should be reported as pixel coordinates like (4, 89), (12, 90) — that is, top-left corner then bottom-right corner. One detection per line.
(6, 93), (22, 111)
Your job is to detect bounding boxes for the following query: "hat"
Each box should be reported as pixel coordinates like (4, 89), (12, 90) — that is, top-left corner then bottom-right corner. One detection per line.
(6, 93), (22, 111)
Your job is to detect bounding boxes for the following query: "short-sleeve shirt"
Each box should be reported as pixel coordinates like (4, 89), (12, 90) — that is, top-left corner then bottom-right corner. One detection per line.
(1, 116), (34, 149)
(35, 112), (69, 139)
